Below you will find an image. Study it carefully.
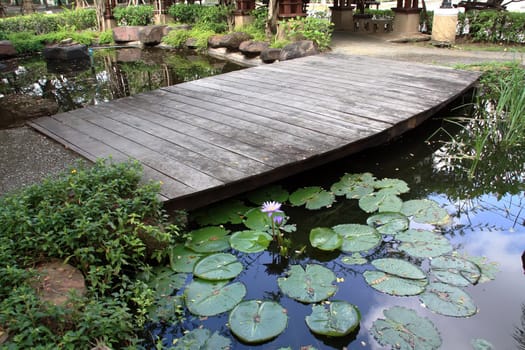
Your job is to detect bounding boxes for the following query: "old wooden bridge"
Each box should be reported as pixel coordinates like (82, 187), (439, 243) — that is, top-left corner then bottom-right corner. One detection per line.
(30, 53), (480, 209)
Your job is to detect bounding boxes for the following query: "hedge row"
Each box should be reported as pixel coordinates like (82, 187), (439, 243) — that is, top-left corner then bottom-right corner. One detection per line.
(458, 10), (525, 43)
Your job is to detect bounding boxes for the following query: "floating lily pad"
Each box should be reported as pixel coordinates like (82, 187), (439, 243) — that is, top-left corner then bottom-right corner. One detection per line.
(359, 193), (403, 213)
(430, 255), (481, 287)
(330, 173), (376, 199)
(289, 187), (335, 210)
(364, 258), (427, 296)
(193, 253), (243, 280)
(419, 282), (477, 317)
(461, 254), (499, 283)
(471, 338), (494, 350)
(186, 226), (230, 253)
(243, 208), (272, 232)
(278, 264), (337, 303)
(185, 279), (246, 317)
(370, 306), (442, 350)
(229, 300), (288, 343)
(333, 224), (381, 253)
(396, 229), (453, 258)
(169, 245), (206, 273)
(366, 212), (409, 235)
(374, 178), (410, 195)
(305, 301), (360, 336)
(173, 328), (231, 350)
(192, 199), (250, 225)
(401, 199), (450, 225)
(341, 253), (368, 265)
(144, 266), (187, 298)
(309, 227), (343, 251)
(247, 185), (289, 205)
(148, 295), (185, 323)
(230, 230), (272, 253)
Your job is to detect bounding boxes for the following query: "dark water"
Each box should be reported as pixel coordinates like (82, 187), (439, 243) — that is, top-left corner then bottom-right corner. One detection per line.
(149, 111), (525, 349)
(0, 47), (243, 112)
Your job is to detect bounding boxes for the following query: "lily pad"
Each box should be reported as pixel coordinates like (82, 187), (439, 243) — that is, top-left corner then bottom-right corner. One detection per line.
(419, 282), (477, 317)
(366, 212), (409, 235)
(471, 338), (494, 350)
(309, 227), (343, 251)
(193, 253), (243, 280)
(305, 301), (360, 336)
(148, 295), (185, 323)
(173, 328), (231, 350)
(401, 199), (450, 225)
(396, 229), (453, 258)
(229, 300), (288, 343)
(169, 245), (206, 273)
(364, 258), (427, 296)
(370, 306), (442, 350)
(373, 178), (410, 195)
(430, 255), (481, 287)
(192, 199), (250, 225)
(230, 230), (272, 253)
(289, 187), (335, 210)
(341, 253), (368, 265)
(145, 266), (187, 298)
(461, 254), (499, 283)
(278, 264), (337, 303)
(186, 226), (230, 253)
(359, 193), (403, 213)
(330, 172), (376, 199)
(184, 279), (246, 316)
(333, 224), (381, 253)
(243, 208), (272, 232)
(247, 185), (289, 205)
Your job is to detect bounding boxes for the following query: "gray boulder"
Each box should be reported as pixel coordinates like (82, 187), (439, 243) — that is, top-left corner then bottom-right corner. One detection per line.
(42, 44), (89, 61)
(208, 35), (224, 48)
(113, 26), (141, 42)
(139, 25), (167, 46)
(0, 40), (17, 59)
(0, 94), (59, 128)
(279, 40), (318, 61)
(239, 40), (270, 57)
(219, 32), (253, 50)
(260, 48), (282, 63)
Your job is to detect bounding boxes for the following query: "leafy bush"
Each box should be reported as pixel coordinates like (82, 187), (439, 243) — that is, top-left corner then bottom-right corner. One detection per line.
(168, 4), (232, 32)
(168, 3), (204, 24)
(283, 16), (334, 50)
(162, 27), (216, 50)
(98, 29), (115, 45)
(6, 31), (45, 54)
(113, 5), (154, 26)
(0, 160), (182, 348)
(0, 9), (96, 35)
(60, 7), (97, 30)
(458, 10), (525, 43)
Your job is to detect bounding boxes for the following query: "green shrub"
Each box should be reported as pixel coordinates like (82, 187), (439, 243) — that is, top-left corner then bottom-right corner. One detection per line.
(113, 5), (154, 26)
(0, 159), (182, 348)
(162, 28), (192, 48)
(168, 3), (204, 24)
(168, 4), (232, 33)
(60, 7), (97, 30)
(458, 10), (525, 43)
(0, 9), (96, 35)
(283, 16), (334, 50)
(98, 29), (115, 45)
(6, 31), (44, 54)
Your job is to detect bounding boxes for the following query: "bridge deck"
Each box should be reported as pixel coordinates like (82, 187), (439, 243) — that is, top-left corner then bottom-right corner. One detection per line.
(30, 53), (480, 209)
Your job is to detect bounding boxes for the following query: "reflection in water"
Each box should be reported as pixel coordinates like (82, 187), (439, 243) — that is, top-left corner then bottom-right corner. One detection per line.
(515, 305), (525, 350)
(0, 47), (242, 114)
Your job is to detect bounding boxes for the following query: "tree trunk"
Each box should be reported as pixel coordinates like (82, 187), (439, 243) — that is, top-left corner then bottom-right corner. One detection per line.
(21, 0), (35, 14)
(266, 0), (279, 37)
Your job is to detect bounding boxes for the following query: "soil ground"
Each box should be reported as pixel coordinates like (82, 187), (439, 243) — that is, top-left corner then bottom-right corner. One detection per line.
(1, 33), (524, 196)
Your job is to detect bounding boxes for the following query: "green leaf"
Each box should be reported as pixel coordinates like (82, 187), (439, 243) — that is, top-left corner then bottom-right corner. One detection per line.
(366, 212), (409, 235)
(186, 226), (230, 253)
(370, 306), (442, 350)
(169, 244), (206, 273)
(401, 199), (450, 225)
(396, 229), (453, 258)
(461, 254), (499, 283)
(359, 193), (403, 213)
(230, 230), (272, 253)
(330, 172), (376, 199)
(305, 301), (360, 336)
(184, 279), (246, 317)
(146, 266), (187, 298)
(471, 338), (494, 350)
(309, 227), (343, 251)
(278, 264), (337, 303)
(364, 258), (427, 296)
(243, 208), (272, 232)
(333, 224), (381, 253)
(173, 328), (231, 350)
(373, 178), (410, 195)
(247, 185), (289, 205)
(192, 199), (250, 225)
(419, 282), (477, 317)
(148, 295), (185, 323)
(341, 253), (368, 265)
(289, 186), (335, 210)
(229, 300), (288, 343)
(430, 255), (481, 287)
(193, 253), (243, 280)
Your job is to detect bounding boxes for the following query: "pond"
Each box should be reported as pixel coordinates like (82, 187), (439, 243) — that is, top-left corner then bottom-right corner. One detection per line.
(0, 46), (243, 113)
(143, 110), (525, 349)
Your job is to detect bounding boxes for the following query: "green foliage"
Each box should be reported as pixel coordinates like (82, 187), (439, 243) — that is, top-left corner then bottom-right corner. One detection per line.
(162, 28), (191, 48)
(282, 16), (334, 51)
(0, 9), (96, 35)
(458, 10), (525, 43)
(0, 159), (181, 348)
(113, 5), (154, 26)
(6, 31), (44, 54)
(168, 4), (232, 33)
(98, 29), (115, 45)
(40, 30), (97, 45)
(6, 29), (96, 55)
